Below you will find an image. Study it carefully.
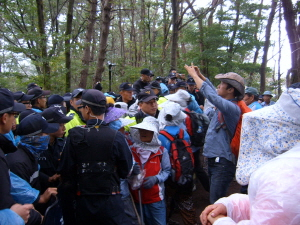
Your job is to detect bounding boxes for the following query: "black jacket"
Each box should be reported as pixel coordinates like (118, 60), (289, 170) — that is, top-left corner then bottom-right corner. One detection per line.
(134, 109), (159, 124)
(58, 120), (133, 224)
(133, 79), (149, 94)
(0, 134), (17, 209)
(39, 137), (65, 177)
(115, 96), (136, 108)
(189, 89), (205, 106)
(6, 145), (41, 191)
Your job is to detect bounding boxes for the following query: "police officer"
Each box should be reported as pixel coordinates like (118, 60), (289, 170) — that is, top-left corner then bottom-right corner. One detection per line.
(27, 87), (51, 112)
(40, 107), (73, 190)
(64, 88), (85, 136)
(115, 82), (136, 109)
(133, 68), (154, 94)
(187, 77), (205, 108)
(59, 89), (133, 225)
(0, 88), (33, 224)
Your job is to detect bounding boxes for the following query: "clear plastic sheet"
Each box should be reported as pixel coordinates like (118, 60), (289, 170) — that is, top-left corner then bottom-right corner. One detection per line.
(214, 144), (300, 225)
(128, 169), (146, 190)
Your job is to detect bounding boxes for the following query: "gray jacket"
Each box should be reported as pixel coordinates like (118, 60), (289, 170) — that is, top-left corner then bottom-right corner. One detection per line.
(200, 79), (241, 162)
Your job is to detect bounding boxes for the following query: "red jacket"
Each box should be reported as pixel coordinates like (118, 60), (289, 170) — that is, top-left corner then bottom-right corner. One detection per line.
(130, 146), (164, 204)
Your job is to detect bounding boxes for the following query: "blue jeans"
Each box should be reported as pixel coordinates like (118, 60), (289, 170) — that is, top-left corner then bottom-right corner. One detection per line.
(136, 200), (166, 225)
(208, 157), (236, 204)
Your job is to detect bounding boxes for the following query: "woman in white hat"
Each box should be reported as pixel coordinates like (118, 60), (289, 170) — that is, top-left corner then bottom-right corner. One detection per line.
(129, 117), (171, 225)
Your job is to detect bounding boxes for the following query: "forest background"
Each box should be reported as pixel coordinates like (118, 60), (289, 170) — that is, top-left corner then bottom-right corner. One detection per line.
(1, 0), (300, 98)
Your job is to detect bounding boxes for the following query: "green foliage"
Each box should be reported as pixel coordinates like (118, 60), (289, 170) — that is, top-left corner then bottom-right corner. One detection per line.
(0, 0), (283, 93)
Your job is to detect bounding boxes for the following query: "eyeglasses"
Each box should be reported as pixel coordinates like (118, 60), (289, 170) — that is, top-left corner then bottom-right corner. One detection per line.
(39, 96), (47, 99)
(22, 102), (31, 105)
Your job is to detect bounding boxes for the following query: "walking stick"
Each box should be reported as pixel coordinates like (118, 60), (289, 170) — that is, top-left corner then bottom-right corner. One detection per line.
(138, 188), (144, 225)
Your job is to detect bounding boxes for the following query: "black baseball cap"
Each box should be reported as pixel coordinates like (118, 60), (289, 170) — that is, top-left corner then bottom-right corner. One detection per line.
(76, 89), (106, 107)
(119, 82), (134, 91)
(140, 68), (153, 77)
(146, 81), (161, 90)
(0, 88), (26, 114)
(49, 104), (67, 114)
(71, 88), (85, 98)
(42, 107), (73, 124)
(19, 109), (36, 123)
(155, 77), (162, 81)
(186, 78), (196, 85)
(27, 83), (41, 91)
(47, 94), (64, 106)
(13, 91), (35, 102)
(167, 84), (176, 91)
(94, 82), (103, 91)
(168, 73), (177, 79)
(17, 113), (59, 136)
(27, 87), (51, 100)
(175, 81), (187, 89)
(137, 89), (158, 103)
(63, 92), (72, 101)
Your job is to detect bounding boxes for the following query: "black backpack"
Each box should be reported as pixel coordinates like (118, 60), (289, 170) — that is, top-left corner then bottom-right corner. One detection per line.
(184, 110), (210, 147)
(159, 129), (194, 188)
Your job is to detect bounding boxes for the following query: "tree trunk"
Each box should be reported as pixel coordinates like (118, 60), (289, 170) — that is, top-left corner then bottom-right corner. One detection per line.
(79, 0), (97, 89)
(161, 0), (170, 75)
(277, 1), (282, 97)
(64, 0), (75, 93)
(129, 0), (138, 67)
(36, 0), (51, 90)
(227, 0), (240, 68)
(171, 0), (179, 70)
(94, 0), (113, 83)
(259, 0), (277, 93)
(252, 0), (264, 65)
(140, 0), (146, 64)
(118, 1), (125, 60)
(186, 0), (206, 74)
(281, 0), (300, 84)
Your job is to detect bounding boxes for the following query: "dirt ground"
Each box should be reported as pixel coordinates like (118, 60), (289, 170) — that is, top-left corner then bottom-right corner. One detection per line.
(169, 179), (241, 225)
(168, 154), (242, 225)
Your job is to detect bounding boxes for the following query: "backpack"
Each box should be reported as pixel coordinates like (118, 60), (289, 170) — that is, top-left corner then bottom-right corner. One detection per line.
(218, 100), (252, 157)
(159, 129), (194, 187)
(183, 109), (210, 147)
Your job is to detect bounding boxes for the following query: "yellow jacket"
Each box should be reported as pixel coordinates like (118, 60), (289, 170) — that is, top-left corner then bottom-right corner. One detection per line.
(65, 109), (86, 136)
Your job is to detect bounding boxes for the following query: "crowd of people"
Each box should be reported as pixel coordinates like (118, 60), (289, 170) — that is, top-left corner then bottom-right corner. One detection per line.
(0, 65), (299, 225)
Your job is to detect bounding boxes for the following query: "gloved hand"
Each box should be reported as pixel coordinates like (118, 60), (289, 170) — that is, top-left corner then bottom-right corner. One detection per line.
(143, 176), (158, 189)
(132, 163), (141, 175)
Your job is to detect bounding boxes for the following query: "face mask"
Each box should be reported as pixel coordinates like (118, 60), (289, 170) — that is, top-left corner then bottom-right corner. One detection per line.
(20, 135), (50, 156)
(109, 120), (122, 131)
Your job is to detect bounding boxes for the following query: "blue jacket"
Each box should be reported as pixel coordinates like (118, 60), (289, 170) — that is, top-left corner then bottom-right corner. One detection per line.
(249, 101), (262, 111)
(188, 95), (203, 114)
(158, 126), (191, 153)
(200, 79), (240, 163)
(261, 101), (275, 107)
(10, 171), (39, 204)
(0, 209), (25, 225)
(160, 83), (169, 95)
(4, 131), (17, 146)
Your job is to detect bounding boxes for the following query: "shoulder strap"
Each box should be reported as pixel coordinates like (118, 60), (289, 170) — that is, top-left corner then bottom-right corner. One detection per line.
(159, 130), (175, 141)
(178, 129), (184, 139)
